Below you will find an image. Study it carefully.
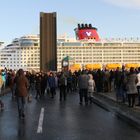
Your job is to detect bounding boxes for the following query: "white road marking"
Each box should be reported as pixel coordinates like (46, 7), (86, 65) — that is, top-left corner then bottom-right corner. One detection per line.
(37, 107), (45, 133)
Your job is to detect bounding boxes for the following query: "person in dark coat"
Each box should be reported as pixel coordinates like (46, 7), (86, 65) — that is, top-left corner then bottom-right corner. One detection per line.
(15, 69), (29, 119)
(8, 71), (16, 100)
(41, 73), (47, 97)
(78, 70), (89, 105)
(114, 67), (122, 101)
(48, 72), (56, 98)
(67, 71), (73, 93)
(35, 73), (42, 99)
(95, 69), (103, 93)
(58, 72), (67, 101)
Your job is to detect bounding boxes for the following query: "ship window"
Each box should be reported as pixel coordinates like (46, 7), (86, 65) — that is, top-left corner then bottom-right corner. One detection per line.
(63, 42), (82, 46)
(34, 43), (38, 46)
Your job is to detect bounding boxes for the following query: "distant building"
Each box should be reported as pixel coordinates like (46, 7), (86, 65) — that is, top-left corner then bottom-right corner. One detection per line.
(40, 12), (57, 72)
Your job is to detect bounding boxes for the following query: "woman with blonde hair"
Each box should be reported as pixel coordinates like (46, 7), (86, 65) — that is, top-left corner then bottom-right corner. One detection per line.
(88, 74), (96, 104)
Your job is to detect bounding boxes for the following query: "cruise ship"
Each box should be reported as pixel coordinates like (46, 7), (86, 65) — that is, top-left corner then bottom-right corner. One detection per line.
(57, 36), (140, 71)
(57, 24), (140, 71)
(1, 24), (140, 72)
(0, 35), (40, 71)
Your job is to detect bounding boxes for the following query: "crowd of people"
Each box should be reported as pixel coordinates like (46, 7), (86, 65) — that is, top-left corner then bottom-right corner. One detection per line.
(0, 66), (140, 119)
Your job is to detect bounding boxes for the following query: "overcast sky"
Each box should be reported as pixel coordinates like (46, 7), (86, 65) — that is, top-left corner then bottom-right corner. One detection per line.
(0, 0), (140, 44)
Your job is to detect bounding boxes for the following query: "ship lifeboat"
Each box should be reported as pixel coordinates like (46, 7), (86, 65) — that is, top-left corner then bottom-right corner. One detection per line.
(85, 64), (102, 70)
(85, 64), (93, 70)
(69, 64), (81, 72)
(106, 63), (121, 70)
(125, 63), (140, 69)
(92, 64), (102, 70)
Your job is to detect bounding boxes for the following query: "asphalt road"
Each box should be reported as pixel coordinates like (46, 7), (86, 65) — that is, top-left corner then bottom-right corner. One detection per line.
(0, 90), (140, 140)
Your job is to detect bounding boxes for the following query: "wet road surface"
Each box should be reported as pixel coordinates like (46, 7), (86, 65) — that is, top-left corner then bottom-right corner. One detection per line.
(0, 90), (140, 140)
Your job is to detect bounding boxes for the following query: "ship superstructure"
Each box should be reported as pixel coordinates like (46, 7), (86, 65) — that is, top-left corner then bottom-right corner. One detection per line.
(57, 36), (140, 71)
(1, 24), (140, 71)
(0, 35), (40, 71)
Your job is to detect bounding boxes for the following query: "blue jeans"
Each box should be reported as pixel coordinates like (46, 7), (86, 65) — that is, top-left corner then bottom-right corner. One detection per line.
(116, 86), (126, 102)
(17, 97), (26, 116)
(121, 88), (127, 102)
(115, 87), (121, 101)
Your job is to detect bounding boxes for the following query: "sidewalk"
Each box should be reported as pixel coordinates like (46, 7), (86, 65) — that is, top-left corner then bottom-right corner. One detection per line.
(93, 91), (140, 130)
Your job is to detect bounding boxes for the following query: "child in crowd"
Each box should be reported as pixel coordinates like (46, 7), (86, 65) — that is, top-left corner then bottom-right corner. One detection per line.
(88, 74), (96, 104)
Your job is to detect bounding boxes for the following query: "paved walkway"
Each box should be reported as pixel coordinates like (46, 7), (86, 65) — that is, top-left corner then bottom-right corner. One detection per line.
(92, 90), (140, 130)
(0, 90), (140, 140)
(1, 87), (140, 130)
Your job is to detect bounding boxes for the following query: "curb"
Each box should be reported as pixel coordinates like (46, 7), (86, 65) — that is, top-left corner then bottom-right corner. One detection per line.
(115, 109), (140, 130)
(93, 93), (140, 130)
(92, 95), (110, 112)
